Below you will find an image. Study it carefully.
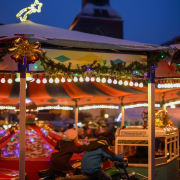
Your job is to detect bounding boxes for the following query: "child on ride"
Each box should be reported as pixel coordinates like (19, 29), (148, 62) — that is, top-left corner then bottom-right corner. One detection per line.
(81, 136), (127, 180)
(50, 129), (87, 177)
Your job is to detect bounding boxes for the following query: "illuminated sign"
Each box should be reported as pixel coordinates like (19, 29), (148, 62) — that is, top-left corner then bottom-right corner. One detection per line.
(16, 0), (43, 22)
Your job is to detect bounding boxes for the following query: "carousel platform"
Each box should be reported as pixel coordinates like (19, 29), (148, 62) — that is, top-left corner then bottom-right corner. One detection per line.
(0, 126), (84, 180)
(0, 125), (112, 180)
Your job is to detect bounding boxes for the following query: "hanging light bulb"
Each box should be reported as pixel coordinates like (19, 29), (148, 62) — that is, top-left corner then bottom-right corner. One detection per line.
(118, 79), (123, 85)
(73, 76), (78, 82)
(8, 75), (12, 84)
(135, 80), (138, 87)
(102, 77), (106, 83)
(107, 77), (112, 84)
(61, 77), (65, 83)
(139, 80), (143, 88)
(96, 77), (100, 82)
(91, 76), (95, 82)
(124, 79), (128, 86)
(67, 78), (72, 82)
(49, 76), (53, 83)
(79, 77), (84, 82)
(1, 75), (5, 83)
(55, 77), (59, 83)
(157, 84), (161, 88)
(113, 79), (117, 84)
(36, 75), (41, 84)
(85, 77), (90, 82)
(129, 78), (133, 86)
(42, 76), (47, 84)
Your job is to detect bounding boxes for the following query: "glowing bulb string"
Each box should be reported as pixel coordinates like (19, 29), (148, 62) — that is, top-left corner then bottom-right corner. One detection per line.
(0, 74), (147, 87)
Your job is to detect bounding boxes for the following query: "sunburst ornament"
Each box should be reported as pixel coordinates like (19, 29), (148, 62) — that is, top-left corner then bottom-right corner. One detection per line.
(8, 38), (43, 64)
(16, 0), (43, 22)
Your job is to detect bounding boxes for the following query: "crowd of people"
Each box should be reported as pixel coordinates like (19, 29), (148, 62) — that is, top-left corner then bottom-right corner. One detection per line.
(66, 123), (115, 146)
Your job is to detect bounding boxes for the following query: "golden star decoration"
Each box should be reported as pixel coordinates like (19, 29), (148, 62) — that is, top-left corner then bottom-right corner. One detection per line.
(8, 38), (42, 64)
(16, 0), (43, 22)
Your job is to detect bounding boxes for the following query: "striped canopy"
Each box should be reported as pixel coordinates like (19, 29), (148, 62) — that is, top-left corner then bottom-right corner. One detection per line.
(0, 73), (179, 107)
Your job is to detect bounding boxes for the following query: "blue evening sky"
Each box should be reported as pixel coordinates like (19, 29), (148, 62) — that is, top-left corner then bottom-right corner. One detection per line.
(0, 0), (180, 45)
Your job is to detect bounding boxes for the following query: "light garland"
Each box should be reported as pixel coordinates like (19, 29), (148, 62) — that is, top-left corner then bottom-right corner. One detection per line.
(37, 105), (73, 111)
(165, 100), (180, 107)
(0, 74), (145, 88)
(157, 83), (180, 89)
(79, 105), (119, 110)
(124, 103), (161, 109)
(0, 106), (15, 110)
(16, 0), (43, 22)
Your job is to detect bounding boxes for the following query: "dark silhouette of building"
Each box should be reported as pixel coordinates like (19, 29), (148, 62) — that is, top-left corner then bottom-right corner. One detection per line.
(161, 36), (180, 46)
(70, 0), (123, 39)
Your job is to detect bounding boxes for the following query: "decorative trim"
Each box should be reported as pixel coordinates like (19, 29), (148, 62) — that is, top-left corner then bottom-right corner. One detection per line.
(118, 140), (148, 144)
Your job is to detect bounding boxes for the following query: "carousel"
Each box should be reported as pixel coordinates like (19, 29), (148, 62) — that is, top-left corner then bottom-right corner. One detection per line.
(0, 1), (180, 180)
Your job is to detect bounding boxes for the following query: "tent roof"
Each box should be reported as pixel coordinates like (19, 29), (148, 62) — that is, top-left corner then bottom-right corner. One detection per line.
(0, 20), (169, 51)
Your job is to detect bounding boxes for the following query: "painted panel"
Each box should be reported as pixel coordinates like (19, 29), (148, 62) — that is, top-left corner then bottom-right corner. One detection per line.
(29, 49), (147, 71)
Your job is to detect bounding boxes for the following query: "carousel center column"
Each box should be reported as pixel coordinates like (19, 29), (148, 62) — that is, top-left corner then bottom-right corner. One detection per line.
(19, 58), (27, 180)
(148, 63), (155, 180)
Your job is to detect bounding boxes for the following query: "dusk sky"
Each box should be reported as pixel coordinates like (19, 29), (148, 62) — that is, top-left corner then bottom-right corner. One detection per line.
(0, 0), (180, 45)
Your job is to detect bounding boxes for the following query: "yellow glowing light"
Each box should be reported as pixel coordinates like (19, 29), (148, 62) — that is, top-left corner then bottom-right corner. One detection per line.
(16, 0), (43, 22)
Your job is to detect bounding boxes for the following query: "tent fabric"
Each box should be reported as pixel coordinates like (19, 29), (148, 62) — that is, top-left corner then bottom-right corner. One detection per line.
(0, 20), (170, 51)
(0, 79), (178, 106)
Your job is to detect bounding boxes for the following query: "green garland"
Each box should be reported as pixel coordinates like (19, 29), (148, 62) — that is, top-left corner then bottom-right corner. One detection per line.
(0, 42), (167, 78)
(0, 44), (11, 63)
(39, 51), (166, 78)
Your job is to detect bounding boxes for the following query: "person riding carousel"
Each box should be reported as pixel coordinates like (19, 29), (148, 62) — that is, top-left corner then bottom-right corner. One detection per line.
(81, 136), (128, 180)
(49, 129), (87, 178)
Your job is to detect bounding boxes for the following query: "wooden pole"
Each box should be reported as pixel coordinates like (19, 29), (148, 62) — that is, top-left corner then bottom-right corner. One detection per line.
(75, 99), (78, 133)
(148, 68), (155, 180)
(121, 105), (124, 127)
(120, 97), (124, 127)
(19, 58), (26, 180)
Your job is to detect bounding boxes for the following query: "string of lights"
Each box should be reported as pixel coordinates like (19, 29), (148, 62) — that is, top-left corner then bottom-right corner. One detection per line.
(37, 105), (73, 111)
(157, 80), (180, 88)
(79, 105), (119, 110)
(0, 75), (145, 88)
(165, 100), (180, 107)
(124, 103), (161, 109)
(0, 106), (15, 110)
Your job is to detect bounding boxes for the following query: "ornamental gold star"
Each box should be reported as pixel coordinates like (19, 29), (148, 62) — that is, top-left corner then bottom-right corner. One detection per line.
(16, 0), (43, 22)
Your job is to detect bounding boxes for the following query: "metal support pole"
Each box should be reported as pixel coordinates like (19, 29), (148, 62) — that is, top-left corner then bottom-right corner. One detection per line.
(163, 104), (166, 111)
(161, 93), (166, 111)
(74, 99), (78, 133)
(120, 97), (124, 127)
(148, 69), (155, 180)
(19, 59), (26, 180)
(121, 106), (124, 127)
